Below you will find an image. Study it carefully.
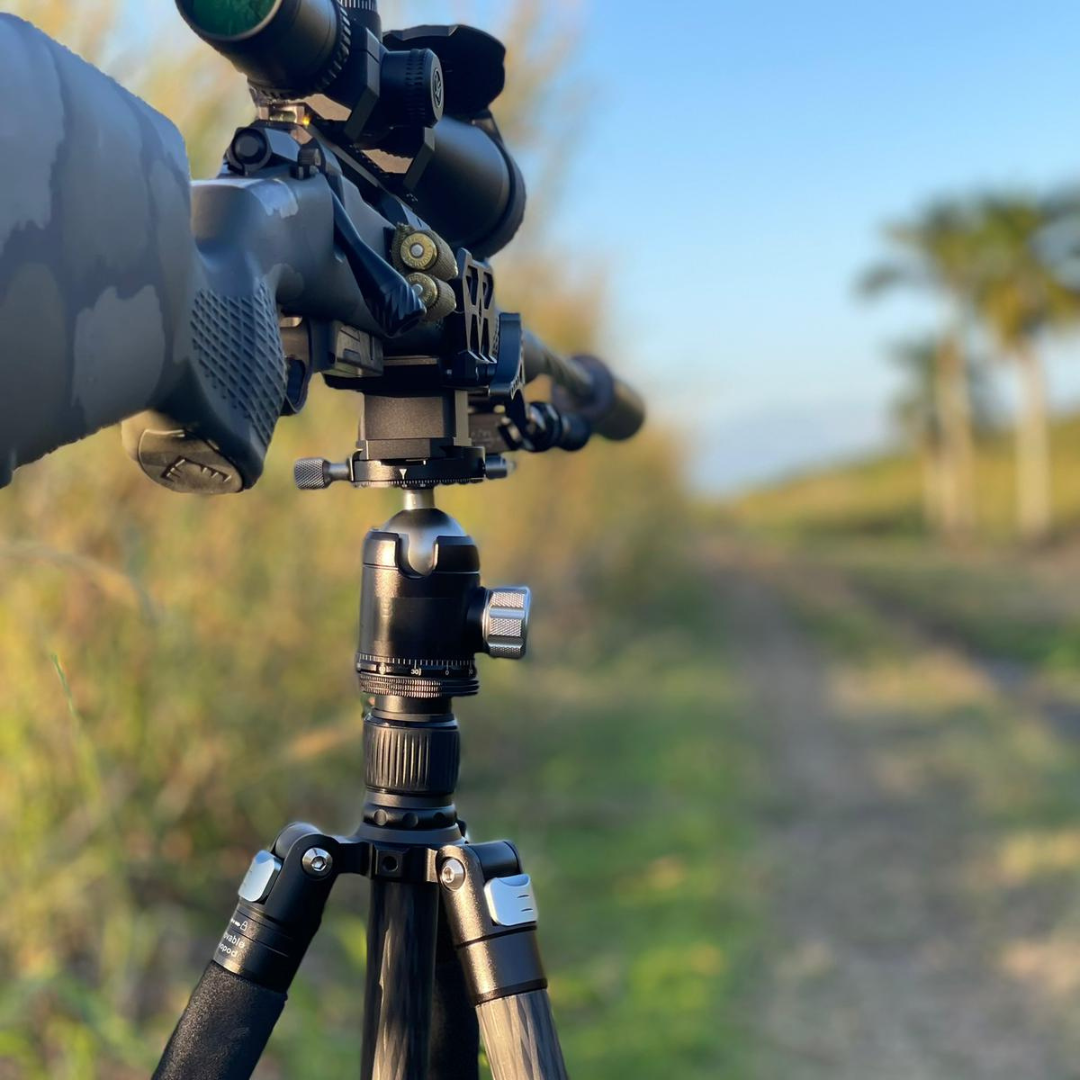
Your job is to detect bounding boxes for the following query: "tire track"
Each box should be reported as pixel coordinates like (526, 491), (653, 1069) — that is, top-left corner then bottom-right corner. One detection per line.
(708, 542), (1075, 1080)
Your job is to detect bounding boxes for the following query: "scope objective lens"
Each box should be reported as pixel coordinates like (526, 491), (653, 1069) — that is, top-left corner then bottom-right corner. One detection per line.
(186, 0), (277, 37)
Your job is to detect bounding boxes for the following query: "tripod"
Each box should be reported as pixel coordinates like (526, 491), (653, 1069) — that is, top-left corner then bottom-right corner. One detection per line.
(153, 487), (568, 1080)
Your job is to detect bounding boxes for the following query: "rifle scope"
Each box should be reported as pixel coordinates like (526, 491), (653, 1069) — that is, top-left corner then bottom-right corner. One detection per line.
(176, 0), (526, 258)
(178, 0), (387, 104)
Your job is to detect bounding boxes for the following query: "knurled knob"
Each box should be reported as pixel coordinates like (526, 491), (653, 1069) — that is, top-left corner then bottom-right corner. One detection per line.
(294, 458), (352, 490)
(481, 587), (531, 660)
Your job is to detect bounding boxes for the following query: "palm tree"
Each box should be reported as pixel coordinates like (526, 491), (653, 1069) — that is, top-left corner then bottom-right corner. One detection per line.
(967, 193), (1080, 543)
(889, 337), (947, 532)
(889, 336), (994, 534)
(859, 201), (983, 540)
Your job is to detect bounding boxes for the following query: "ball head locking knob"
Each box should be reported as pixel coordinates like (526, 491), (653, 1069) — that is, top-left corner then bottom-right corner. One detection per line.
(481, 588), (531, 660)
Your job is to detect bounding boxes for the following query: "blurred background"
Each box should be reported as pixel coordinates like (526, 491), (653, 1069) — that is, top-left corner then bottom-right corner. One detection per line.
(6, 1), (1080, 1077)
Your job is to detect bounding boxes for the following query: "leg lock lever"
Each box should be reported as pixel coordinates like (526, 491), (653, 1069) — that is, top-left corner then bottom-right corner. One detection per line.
(438, 841), (548, 1005)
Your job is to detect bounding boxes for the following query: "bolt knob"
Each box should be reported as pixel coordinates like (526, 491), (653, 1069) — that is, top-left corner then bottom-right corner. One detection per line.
(481, 587), (531, 660)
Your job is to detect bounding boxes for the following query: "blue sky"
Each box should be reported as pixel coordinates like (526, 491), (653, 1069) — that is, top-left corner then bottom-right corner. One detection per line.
(520, 0), (1080, 491)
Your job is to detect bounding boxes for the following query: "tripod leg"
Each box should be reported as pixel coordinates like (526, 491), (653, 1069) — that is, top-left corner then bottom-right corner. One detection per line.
(154, 826), (340, 1080)
(477, 992), (568, 1080)
(360, 878), (440, 1080)
(438, 842), (569, 1080)
(430, 902), (482, 1080)
(153, 964), (286, 1080)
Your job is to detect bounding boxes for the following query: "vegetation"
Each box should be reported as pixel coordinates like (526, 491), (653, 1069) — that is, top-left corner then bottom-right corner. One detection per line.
(860, 191), (1080, 545)
(968, 194), (1080, 542)
(886, 335), (994, 534)
(732, 411), (1080, 542)
(860, 201), (983, 539)
(730, 409), (1080, 675)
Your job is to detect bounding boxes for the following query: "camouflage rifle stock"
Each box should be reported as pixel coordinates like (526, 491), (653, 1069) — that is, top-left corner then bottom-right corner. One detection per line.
(0, 15), (419, 493)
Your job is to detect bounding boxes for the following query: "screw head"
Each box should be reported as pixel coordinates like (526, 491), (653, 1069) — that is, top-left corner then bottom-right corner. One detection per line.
(302, 847), (333, 878)
(440, 858), (467, 890)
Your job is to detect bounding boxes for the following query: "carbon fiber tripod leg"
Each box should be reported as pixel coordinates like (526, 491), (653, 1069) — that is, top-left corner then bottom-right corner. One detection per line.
(154, 825), (341, 1079)
(360, 878), (440, 1080)
(430, 905), (482, 1080)
(438, 841), (569, 1080)
(477, 992), (568, 1080)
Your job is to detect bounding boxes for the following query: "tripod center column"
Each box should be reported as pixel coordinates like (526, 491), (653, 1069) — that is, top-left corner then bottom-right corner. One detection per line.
(355, 494), (483, 1080)
(355, 496), (483, 844)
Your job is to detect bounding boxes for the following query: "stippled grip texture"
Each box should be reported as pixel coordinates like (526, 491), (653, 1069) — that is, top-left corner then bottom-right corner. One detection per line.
(191, 283), (286, 453)
(152, 962), (286, 1080)
(127, 282), (288, 494)
(477, 990), (569, 1080)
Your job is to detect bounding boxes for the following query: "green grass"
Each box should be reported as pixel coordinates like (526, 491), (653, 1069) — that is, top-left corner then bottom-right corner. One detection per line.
(746, 535), (1080, 674)
(730, 452), (926, 541)
(729, 412), (1080, 545)
(0, 584), (755, 1080)
(724, 410), (1080, 673)
(467, 604), (757, 1077)
(809, 541), (1080, 670)
(761, 547), (1080, 828)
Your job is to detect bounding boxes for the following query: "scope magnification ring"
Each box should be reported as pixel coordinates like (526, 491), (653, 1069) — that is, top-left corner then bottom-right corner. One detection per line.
(262, 0), (353, 100)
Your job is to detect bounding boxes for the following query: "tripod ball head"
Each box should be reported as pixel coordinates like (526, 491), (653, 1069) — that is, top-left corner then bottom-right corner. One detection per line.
(357, 504), (530, 701)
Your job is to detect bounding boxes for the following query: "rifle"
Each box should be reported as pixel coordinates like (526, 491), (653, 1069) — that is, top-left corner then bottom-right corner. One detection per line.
(0, 9), (643, 494)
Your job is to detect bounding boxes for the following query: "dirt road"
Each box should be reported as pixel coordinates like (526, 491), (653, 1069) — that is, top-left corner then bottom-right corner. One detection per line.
(712, 545), (1080, 1080)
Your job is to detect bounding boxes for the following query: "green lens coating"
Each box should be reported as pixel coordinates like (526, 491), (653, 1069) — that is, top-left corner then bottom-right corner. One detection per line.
(187, 0), (276, 37)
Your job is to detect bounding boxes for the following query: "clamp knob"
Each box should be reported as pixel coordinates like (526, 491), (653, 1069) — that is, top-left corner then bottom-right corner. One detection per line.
(481, 587), (531, 659)
(294, 458), (352, 490)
